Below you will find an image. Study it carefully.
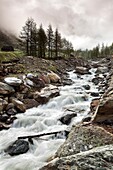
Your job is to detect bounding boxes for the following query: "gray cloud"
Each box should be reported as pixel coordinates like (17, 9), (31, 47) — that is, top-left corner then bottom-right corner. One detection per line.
(0, 0), (113, 49)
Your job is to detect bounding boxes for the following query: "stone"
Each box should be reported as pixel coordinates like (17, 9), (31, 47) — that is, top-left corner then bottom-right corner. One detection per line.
(47, 71), (61, 83)
(96, 66), (109, 74)
(82, 116), (92, 123)
(83, 84), (90, 90)
(5, 140), (29, 156)
(39, 74), (50, 84)
(0, 82), (15, 95)
(90, 98), (100, 112)
(10, 98), (26, 113)
(92, 96), (113, 123)
(92, 77), (103, 85)
(75, 66), (89, 75)
(0, 98), (8, 111)
(6, 108), (17, 116)
(4, 77), (22, 86)
(34, 85), (60, 105)
(22, 99), (39, 109)
(40, 145), (113, 170)
(0, 114), (9, 123)
(91, 92), (99, 97)
(59, 113), (77, 125)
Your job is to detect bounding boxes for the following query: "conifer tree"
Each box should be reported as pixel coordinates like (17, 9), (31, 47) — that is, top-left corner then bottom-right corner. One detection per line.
(47, 24), (54, 59)
(37, 24), (47, 58)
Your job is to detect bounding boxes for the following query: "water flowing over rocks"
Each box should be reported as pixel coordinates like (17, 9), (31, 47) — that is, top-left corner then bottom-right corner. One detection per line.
(1, 55), (113, 169)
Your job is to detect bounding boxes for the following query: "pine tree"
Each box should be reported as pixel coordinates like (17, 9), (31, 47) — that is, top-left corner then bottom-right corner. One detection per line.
(47, 25), (54, 59)
(54, 28), (62, 58)
(37, 24), (47, 58)
(20, 17), (37, 56)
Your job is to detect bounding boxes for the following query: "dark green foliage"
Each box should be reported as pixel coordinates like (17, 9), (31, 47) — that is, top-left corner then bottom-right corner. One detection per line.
(37, 24), (47, 58)
(47, 24), (54, 59)
(19, 17), (74, 59)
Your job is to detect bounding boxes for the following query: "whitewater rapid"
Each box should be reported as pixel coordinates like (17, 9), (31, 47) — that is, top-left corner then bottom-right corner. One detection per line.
(0, 68), (98, 170)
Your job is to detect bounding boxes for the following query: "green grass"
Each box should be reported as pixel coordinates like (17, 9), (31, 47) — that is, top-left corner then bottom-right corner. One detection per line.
(0, 51), (24, 63)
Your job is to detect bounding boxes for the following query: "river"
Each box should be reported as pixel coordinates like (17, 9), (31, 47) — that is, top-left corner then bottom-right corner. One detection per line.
(0, 68), (99, 170)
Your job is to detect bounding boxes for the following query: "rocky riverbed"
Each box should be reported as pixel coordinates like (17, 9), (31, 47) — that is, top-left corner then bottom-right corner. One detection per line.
(40, 57), (113, 170)
(0, 55), (113, 169)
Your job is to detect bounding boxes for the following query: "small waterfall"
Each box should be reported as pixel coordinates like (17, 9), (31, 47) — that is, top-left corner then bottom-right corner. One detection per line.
(0, 68), (98, 170)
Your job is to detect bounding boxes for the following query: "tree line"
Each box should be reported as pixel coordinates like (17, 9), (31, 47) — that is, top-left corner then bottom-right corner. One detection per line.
(76, 43), (113, 59)
(20, 18), (74, 59)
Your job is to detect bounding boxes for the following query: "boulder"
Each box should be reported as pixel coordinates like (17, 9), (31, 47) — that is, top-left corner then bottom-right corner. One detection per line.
(0, 114), (9, 123)
(4, 77), (22, 86)
(92, 77), (103, 85)
(5, 140), (29, 156)
(22, 99), (39, 109)
(40, 145), (113, 170)
(96, 66), (109, 74)
(10, 98), (26, 113)
(83, 84), (90, 90)
(92, 96), (113, 123)
(75, 66), (89, 75)
(91, 92), (99, 97)
(55, 125), (113, 158)
(59, 113), (77, 125)
(0, 82), (15, 95)
(34, 85), (60, 105)
(47, 71), (61, 83)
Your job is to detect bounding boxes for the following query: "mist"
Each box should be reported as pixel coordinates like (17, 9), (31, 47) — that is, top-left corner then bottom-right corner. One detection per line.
(0, 0), (113, 49)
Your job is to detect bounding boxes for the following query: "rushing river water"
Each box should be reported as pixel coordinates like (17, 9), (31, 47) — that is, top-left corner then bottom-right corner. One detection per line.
(0, 68), (99, 170)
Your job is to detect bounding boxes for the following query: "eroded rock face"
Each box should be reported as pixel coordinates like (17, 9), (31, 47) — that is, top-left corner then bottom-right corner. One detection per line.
(40, 145), (113, 170)
(0, 82), (15, 95)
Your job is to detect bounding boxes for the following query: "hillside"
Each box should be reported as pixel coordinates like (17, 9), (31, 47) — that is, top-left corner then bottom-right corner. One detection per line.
(0, 29), (19, 48)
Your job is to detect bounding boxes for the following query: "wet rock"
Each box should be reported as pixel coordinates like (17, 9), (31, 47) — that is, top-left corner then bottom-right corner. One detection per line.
(6, 108), (17, 116)
(6, 116), (17, 124)
(47, 71), (61, 83)
(23, 99), (39, 109)
(62, 79), (73, 86)
(96, 66), (109, 74)
(4, 77), (22, 86)
(82, 116), (92, 123)
(91, 92), (99, 97)
(10, 98), (26, 113)
(92, 77), (102, 85)
(83, 84), (90, 90)
(40, 145), (113, 170)
(34, 85), (60, 104)
(59, 113), (77, 125)
(0, 82), (15, 95)
(0, 114), (9, 122)
(75, 66), (89, 75)
(5, 140), (29, 156)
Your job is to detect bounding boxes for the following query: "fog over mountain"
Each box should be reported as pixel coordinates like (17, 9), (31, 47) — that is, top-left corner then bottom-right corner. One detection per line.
(0, 0), (113, 49)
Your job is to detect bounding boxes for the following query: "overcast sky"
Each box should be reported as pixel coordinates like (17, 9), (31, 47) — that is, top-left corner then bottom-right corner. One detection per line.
(0, 0), (113, 49)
